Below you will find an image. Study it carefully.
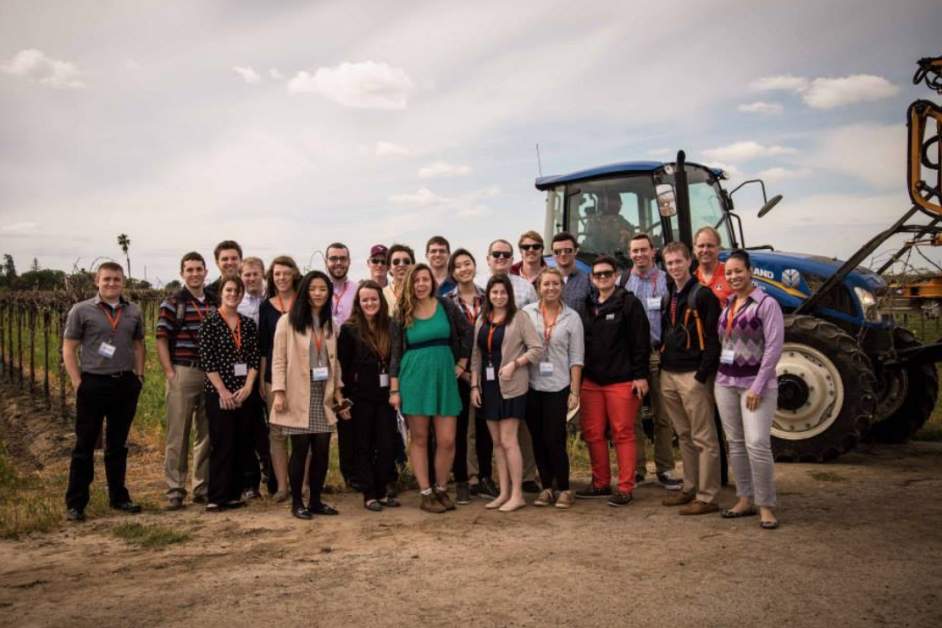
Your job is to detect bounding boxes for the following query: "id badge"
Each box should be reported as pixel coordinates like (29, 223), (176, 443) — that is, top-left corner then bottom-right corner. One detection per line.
(234, 363), (248, 377)
(646, 297), (661, 311)
(539, 361), (555, 376)
(379, 373), (390, 388)
(98, 342), (116, 359)
(720, 348), (736, 365)
(485, 366), (496, 381)
(311, 366), (329, 382)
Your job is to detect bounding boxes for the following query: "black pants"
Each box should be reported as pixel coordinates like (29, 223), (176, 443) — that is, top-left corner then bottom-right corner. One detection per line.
(205, 392), (252, 505)
(241, 387), (273, 492)
(352, 400), (396, 502)
(525, 387), (571, 491)
(475, 401), (494, 482)
(453, 379), (472, 483)
(290, 433), (331, 509)
(66, 373), (141, 511)
(336, 417), (356, 484)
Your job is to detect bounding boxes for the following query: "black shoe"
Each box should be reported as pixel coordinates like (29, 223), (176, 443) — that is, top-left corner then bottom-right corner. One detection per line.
(575, 485), (613, 499)
(608, 492), (634, 507)
(386, 481), (399, 498)
(657, 471), (683, 491)
(111, 501), (142, 514)
(224, 500), (247, 510)
(310, 503), (339, 516)
(378, 497), (401, 508)
(243, 489), (262, 500)
(469, 483), (480, 497)
(192, 494), (208, 505)
(365, 500), (383, 512)
(455, 482), (471, 505)
(477, 477), (499, 499)
(522, 481), (541, 494)
(66, 508), (86, 522)
(292, 506), (313, 520)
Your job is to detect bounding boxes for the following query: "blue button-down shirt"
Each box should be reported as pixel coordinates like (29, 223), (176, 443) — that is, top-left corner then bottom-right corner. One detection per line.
(623, 267), (668, 345)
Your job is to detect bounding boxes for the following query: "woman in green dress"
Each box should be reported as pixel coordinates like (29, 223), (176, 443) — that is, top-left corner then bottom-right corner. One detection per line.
(390, 263), (472, 513)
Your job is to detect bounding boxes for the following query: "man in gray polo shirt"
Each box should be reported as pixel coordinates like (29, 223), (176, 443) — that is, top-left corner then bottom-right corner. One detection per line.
(62, 261), (145, 522)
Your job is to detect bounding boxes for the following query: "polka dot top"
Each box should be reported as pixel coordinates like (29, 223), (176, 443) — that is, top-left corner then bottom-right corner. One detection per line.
(198, 309), (260, 395)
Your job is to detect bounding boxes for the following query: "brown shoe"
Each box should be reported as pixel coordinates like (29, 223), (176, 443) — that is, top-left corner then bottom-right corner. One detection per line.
(555, 490), (575, 510)
(662, 491), (695, 507)
(534, 489), (556, 507)
(679, 500), (720, 516)
(434, 488), (457, 511)
(421, 492), (447, 514)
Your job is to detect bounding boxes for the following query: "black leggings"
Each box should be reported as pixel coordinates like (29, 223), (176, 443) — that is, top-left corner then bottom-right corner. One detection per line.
(524, 387), (570, 491)
(353, 400), (397, 502)
(289, 433), (331, 509)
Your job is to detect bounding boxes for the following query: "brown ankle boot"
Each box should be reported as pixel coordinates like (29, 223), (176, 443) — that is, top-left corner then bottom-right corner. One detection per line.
(434, 488), (457, 511)
(421, 491), (446, 514)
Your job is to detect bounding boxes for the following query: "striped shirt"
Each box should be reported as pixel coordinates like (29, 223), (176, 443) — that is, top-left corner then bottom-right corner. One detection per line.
(156, 289), (217, 363)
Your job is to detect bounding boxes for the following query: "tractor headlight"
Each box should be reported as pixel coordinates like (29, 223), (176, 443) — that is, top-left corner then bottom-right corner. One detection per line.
(854, 287), (881, 323)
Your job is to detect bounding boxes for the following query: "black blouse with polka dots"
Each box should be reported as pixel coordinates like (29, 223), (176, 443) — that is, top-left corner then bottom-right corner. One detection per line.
(198, 310), (260, 395)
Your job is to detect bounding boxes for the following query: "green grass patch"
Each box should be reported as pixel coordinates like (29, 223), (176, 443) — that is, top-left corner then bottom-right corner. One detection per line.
(807, 470), (848, 483)
(112, 521), (190, 547)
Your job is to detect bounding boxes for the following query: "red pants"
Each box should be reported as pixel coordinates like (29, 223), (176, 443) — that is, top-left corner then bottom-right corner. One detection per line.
(579, 379), (640, 494)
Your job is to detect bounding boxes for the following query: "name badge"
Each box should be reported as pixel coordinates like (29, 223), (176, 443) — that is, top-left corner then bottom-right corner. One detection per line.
(98, 342), (116, 359)
(606, 313), (615, 321)
(539, 361), (555, 376)
(234, 363), (247, 377)
(720, 348), (736, 365)
(646, 297), (661, 311)
(379, 373), (390, 388)
(485, 366), (496, 381)
(311, 366), (329, 382)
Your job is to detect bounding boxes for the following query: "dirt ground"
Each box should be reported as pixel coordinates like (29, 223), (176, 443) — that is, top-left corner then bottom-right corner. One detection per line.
(1, 394), (942, 628)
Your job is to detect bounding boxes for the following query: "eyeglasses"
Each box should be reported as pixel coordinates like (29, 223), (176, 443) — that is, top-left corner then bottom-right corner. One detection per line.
(327, 256), (349, 263)
(519, 244), (543, 252)
(592, 270), (615, 279)
(427, 248), (449, 255)
(369, 257), (387, 265)
(490, 251), (513, 259)
(553, 247), (574, 255)
(391, 258), (413, 266)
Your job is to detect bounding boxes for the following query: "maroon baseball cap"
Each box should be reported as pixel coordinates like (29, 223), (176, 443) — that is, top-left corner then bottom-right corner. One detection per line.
(370, 244), (388, 260)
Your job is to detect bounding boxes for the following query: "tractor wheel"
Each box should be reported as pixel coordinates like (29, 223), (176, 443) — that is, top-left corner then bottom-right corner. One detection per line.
(771, 315), (876, 462)
(868, 327), (939, 443)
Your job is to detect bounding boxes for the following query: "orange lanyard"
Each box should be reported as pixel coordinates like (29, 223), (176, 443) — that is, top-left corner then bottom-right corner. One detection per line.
(191, 299), (210, 322)
(276, 294), (293, 314)
(540, 303), (560, 347)
(312, 324), (325, 355)
(726, 300), (742, 335)
(460, 295), (480, 325)
(218, 309), (242, 351)
(333, 281), (349, 309)
(486, 315), (503, 356)
(99, 303), (122, 336)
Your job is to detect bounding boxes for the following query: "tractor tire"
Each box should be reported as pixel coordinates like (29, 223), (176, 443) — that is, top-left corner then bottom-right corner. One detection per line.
(771, 315), (876, 462)
(868, 328), (939, 443)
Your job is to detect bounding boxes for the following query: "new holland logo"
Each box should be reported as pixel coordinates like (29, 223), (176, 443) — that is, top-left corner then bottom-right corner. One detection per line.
(782, 268), (801, 289)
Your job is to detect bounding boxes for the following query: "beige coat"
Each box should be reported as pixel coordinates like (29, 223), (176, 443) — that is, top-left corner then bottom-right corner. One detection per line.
(270, 316), (343, 428)
(470, 313), (543, 398)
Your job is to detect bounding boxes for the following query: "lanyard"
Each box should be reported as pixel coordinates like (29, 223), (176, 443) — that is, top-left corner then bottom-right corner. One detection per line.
(634, 270), (657, 298)
(726, 299), (742, 335)
(312, 324), (325, 355)
(276, 294), (293, 314)
(540, 302), (560, 347)
(333, 281), (349, 312)
(98, 303), (122, 337)
(460, 295), (480, 325)
(218, 309), (242, 351)
(486, 315), (503, 357)
(191, 299), (210, 322)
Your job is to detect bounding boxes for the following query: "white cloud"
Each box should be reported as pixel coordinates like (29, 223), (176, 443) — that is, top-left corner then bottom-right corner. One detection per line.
(750, 74), (809, 93)
(799, 123), (904, 189)
(1, 49), (86, 89)
(232, 66), (261, 84)
(269, 68), (284, 80)
(702, 141), (797, 163)
(756, 167), (812, 183)
(287, 60), (413, 110)
(374, 141), (411, 156)
(802, 75), (900, 110)
(418, 161), (472, 179)
(389, 187), (448, 206)
(648, 148), (671, 157)
(0, 221), (40, 233)
(458, 205), (493, 218)
(737, 101), (784, 115)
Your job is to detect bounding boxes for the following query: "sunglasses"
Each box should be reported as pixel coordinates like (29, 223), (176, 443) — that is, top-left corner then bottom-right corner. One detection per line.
(519, 244), (543, 252)
(553, 247), (574, 255)
(490, 251), (513, 259)
(592, 270), (615, 279)
(327, 256), (349, 263)
(391, 258), (413, 266)
(369, 257), (387, 265)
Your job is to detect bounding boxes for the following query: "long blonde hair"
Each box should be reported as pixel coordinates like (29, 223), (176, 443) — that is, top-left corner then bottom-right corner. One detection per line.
(396, 263), (437, 328)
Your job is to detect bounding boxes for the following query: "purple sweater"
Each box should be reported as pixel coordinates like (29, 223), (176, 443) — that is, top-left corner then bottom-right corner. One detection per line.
(716, 287), (784, 394)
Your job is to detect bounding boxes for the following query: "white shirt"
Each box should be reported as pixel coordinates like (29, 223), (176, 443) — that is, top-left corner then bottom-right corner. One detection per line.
(238, 292), (264, 325)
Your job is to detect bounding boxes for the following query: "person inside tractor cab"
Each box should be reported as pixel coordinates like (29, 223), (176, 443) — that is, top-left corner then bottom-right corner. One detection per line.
(583, 192), (634, 258)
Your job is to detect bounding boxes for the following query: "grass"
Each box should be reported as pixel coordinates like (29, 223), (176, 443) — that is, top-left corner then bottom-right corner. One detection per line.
(807, 471), (848, 483)
(112, 521), (190, 547)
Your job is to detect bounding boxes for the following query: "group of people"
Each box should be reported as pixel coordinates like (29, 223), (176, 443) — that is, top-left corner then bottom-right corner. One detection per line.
(62, 226), (784, 529)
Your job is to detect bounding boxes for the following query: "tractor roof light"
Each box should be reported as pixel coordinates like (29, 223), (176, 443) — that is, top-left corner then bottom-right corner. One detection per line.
(662, 165), (674, 176)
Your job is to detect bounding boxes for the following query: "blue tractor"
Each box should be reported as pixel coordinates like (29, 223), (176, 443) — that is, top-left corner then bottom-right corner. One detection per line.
(533, 58), (942, 461)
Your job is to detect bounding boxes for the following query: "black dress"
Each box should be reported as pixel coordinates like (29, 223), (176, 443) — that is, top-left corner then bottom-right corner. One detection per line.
(477, 321), (527, 421)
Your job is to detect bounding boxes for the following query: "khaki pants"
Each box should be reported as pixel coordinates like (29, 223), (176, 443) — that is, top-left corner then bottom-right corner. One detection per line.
(164, 364), (210, 499)
(659, 370), (721, 503)
(636, 351), (676, 476)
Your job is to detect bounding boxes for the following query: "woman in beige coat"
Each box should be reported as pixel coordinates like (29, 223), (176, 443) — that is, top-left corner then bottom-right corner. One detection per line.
(271, 271), (347, 520)
(470, 275), (542, 512)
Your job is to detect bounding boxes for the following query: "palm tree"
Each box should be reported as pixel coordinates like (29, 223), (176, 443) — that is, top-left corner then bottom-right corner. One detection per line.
(117, 233), (132, 279)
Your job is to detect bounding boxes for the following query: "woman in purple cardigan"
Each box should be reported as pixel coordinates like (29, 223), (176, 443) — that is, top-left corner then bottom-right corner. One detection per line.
(714, 250), (784, 530)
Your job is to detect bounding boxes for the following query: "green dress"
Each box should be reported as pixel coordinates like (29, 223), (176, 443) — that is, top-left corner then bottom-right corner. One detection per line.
(400, 302), (462, 416)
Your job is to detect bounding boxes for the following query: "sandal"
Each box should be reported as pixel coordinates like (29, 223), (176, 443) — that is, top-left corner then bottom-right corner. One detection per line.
(364, 500), (383, 512)
(760, 519), (780, 530)
(721, 506), (757, 519)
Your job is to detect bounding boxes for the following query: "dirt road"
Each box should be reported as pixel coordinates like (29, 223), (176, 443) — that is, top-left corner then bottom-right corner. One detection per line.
(1, 439), (941, 628)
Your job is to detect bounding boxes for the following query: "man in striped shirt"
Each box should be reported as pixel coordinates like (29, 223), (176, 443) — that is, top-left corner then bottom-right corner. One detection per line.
(157, 251), (218, 510)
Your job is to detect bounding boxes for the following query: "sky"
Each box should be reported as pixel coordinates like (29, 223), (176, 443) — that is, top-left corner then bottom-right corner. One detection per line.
(1, 0), (941, 285)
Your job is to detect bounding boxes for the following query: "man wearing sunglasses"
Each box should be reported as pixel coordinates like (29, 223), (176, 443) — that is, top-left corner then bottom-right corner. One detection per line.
(550, 232), (593, 317)
(367, 244), (389, 288)
(510, 231), (547, 286)
(426, 235), (456, 297)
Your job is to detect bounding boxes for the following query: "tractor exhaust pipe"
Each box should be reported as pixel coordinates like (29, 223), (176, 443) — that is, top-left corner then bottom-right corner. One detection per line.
(675, 150), (693, 247)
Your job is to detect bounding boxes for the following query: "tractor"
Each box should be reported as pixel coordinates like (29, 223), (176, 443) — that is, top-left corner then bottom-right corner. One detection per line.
(534, 56), (942, 462)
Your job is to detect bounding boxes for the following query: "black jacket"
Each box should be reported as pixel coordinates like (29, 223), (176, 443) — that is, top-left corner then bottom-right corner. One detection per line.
(337, 323), (395, 404)
(389, 297), (472, 377)
(582, 288), (651, 385)
(660, 279), (721, 382)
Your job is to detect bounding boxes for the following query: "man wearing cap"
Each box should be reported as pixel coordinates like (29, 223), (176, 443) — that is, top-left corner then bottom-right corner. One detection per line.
(367, 244), (389, 288)
(62, 261), (146, 522)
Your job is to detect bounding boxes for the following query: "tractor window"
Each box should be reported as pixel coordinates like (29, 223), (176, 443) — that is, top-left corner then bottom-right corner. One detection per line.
(688, 181), (728, 247)
(566, 177), (659, 264)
